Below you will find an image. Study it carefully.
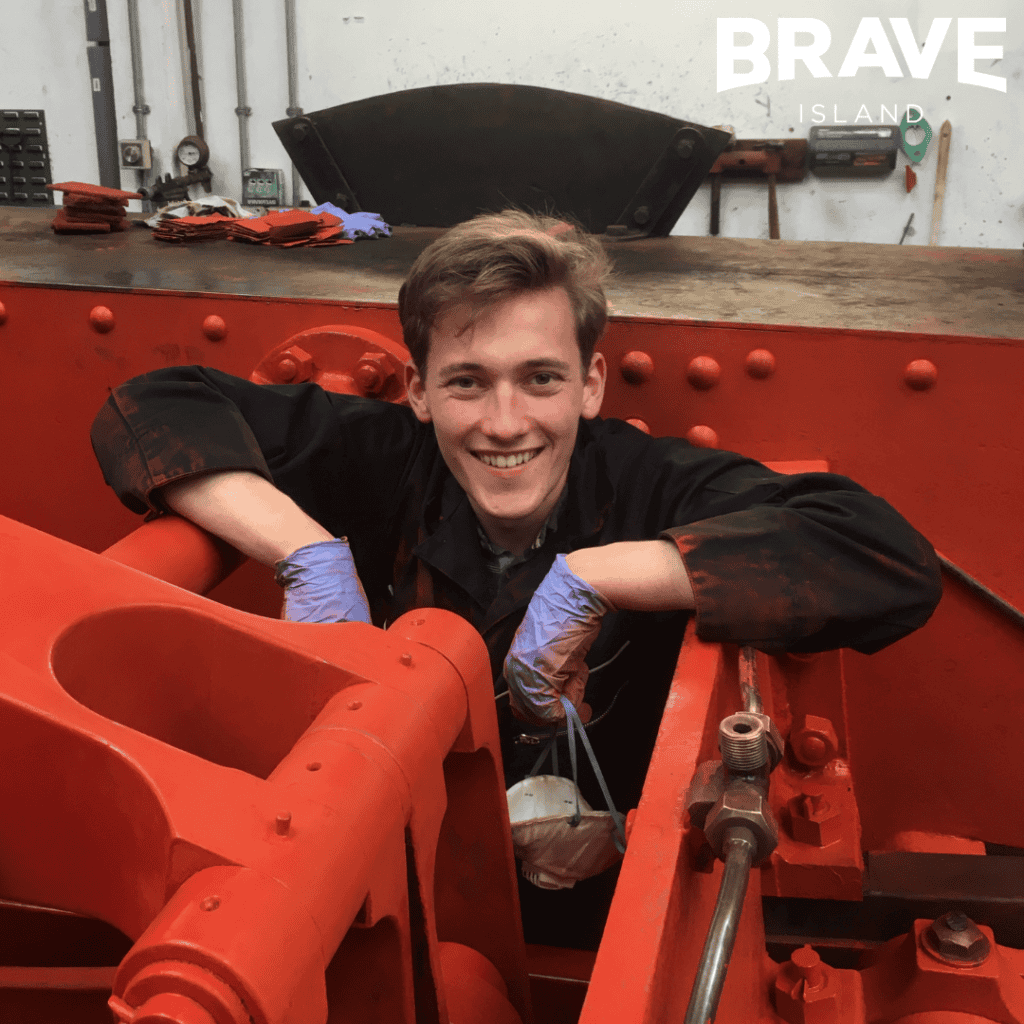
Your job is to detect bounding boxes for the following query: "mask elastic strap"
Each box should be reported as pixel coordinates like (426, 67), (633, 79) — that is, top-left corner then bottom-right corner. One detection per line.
(560, 695), (628, 853)
(527, 731), (560, 778)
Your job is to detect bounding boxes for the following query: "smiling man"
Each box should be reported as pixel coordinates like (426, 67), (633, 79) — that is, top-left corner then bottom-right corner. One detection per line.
(91, 210), (941, 947)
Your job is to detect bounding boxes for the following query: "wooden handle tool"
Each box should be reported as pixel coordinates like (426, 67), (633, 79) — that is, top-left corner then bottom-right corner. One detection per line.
(929, 120), (952, 245)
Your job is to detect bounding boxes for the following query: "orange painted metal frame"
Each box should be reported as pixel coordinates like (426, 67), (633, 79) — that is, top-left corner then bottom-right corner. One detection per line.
(1, 276), (1022, 1021)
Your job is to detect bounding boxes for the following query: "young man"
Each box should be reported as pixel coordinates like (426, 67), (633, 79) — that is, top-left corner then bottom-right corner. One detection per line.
(91, 210), (941, 946)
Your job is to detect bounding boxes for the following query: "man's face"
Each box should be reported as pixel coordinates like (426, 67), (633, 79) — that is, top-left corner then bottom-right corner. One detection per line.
(406, 287), (606, 553)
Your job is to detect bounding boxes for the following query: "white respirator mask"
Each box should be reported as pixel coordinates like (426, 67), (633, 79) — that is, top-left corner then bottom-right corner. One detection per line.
(506, 696), (628, 890)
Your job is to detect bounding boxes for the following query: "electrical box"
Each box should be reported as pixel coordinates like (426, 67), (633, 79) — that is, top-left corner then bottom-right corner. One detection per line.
(808, 125), (898, 177)
(243, 168), (286, 208)
(119, 139), (152, 171)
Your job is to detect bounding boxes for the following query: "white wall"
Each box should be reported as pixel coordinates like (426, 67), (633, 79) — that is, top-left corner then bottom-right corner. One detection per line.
(2, 0), (1020, 247)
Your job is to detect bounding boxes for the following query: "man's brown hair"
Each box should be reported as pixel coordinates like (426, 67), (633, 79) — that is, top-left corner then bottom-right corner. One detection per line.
(398, 210), (612, 374)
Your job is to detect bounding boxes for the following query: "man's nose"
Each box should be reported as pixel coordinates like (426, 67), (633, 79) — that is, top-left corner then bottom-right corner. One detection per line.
(482, 383), (528, 439)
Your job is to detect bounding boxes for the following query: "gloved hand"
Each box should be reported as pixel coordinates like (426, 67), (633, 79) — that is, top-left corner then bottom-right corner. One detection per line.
(274, 538), (372, 624)
(503, 554), (612, 724)
(309, 203), (391, 239)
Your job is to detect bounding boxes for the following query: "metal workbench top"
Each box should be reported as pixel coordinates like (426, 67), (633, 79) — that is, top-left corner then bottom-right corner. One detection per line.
(2, 208), (1021, 339)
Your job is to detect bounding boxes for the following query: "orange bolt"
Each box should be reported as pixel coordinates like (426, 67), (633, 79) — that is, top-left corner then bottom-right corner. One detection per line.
(905, 359), (937, 390)
(686, 356), (720, 389)
(277, 356), (298, 382)
(686, 425), (719, 448)
(400, 652), (413, 667)
(202, 314), (227, 341)
(625, 418), (651, 434)
(89, 305), (115, 333)
(745, 348), (776, 379)
(620, 351), (655, 384)
(275, 811), (292, 836)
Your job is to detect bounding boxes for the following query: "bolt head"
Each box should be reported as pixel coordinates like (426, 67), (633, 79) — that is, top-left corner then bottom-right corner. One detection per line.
(202, 314), (227, 342)
(790, 714), (839, 768)
(676, 139), (695, 159)
(926, 913), (991, 965)
(292, 122), (308, 141)
(633, 206), (651, 225)
(89, 305), (115, 333)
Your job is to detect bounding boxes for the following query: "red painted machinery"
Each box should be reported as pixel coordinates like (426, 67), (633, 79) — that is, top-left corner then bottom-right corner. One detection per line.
(1, 207), (1023, 1023)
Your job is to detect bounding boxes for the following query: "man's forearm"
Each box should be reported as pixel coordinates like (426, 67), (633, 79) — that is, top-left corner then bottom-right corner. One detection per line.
(565, 539), (695, 611)
(159, 471), (333, 567)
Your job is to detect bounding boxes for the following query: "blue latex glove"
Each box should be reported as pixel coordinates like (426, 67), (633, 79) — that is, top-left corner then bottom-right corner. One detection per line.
(310, 203), (392, 239)
(503, 554), (612, 724)
(274, 538), (372, 624)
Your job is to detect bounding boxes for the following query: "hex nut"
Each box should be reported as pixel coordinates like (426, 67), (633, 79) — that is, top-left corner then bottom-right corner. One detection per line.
(703, 781), (779, 864)
(684, 760), (727, 831)
(790, 714), (839, 768)
(926, 913), (991, 966)
(787, 791), (843, 848)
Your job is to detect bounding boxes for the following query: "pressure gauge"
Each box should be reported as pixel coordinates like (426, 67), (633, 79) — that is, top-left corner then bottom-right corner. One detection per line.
(175, 135), (209, 170)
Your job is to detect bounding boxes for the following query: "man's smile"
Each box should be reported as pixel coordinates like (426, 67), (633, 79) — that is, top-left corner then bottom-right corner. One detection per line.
(473, 448), (543, 469)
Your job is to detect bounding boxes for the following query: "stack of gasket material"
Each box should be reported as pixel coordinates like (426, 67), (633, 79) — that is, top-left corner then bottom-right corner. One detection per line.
(47, 181), (141, 234)
(225, 208), (353, 247)
(153, 213), (233, 242)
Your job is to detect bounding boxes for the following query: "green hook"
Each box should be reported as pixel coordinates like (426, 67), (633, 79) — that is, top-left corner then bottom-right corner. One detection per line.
(899, 112), (932, 164)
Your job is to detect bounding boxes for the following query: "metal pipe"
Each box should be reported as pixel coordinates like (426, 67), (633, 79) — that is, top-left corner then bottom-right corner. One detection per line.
(683, 827), (755, 1024)
(739, 645), (762, 715)
(126, 0), (148, 141)
(181, 0), (205, 139)
(231, 0), (251, 175)
(937, 553), (1024, 632)
(284, 0), (303, 206)
(83, 0), (120, 189)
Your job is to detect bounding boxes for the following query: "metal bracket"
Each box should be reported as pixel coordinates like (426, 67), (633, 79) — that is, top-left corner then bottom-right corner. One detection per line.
(283, 117), (361, 212)
(606, 125), (728, 239)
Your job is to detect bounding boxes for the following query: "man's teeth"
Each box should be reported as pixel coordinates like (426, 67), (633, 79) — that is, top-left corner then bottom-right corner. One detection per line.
(477, 450), (539, 469)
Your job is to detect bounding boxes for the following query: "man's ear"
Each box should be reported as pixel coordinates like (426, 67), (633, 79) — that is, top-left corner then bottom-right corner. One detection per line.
(405, 362), (432, 423)
(580, 351), (606, 420)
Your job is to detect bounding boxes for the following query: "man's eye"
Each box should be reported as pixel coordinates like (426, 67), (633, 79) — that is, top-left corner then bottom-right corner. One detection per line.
(448, 377), (478, 390)
(530, 372), (558, 387)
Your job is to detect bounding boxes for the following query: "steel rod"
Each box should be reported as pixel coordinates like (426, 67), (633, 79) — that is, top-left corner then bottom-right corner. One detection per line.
(738, 645), (762, 715)
(284, 0), (302, 206)
(683, 828), (754, 1024)
(126, 0), (148, 141)
(937, 553), (1024, 632)
(231, 0), (250, 175)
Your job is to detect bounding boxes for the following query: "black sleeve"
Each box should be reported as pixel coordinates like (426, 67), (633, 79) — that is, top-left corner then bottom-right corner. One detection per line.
(598, 421), (942, 655)
(90, 365), (422, 542)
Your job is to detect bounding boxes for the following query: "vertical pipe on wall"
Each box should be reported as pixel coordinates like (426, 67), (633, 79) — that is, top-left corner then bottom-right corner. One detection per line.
(284, 0), (303, 206)
(231, 0), (251, 177)
(174, 0), (196, 137)
(83, 0), (121, 189)
(125, 0), (150, 195)
(181, 0), (205, 140)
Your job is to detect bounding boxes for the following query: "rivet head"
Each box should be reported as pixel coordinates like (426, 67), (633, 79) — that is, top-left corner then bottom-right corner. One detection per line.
(275, 811), (292, 836)
(0, 301), (7, 325)
(620, 351), (654, 385)
(687, 356), (720, 390)
(686, 425), (718, 448)
(905, 359), (937, 390)
(277, 356), (298, 382)
(347, 699), (362, 711)
(633, 205), (651, 225)
(625, 418), (651, 434)
(200, 896), (220, 912)
(89, 306), (115, 333)
(745, 349), (775, 379)
(203, 314), (227, 341)
(400, 652), (413, 666)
